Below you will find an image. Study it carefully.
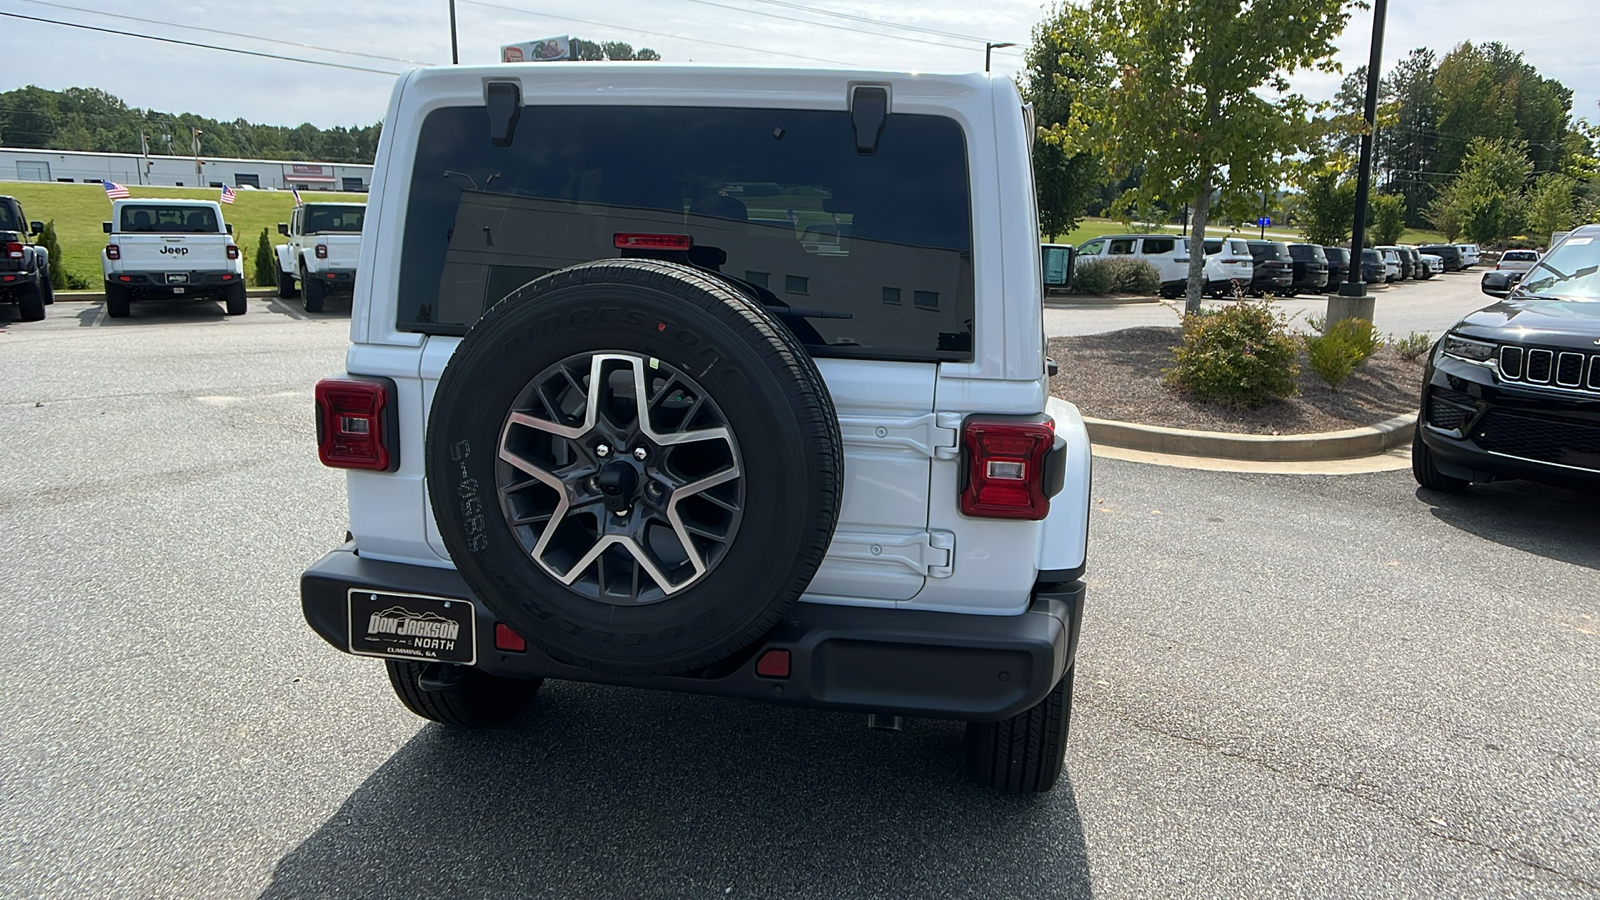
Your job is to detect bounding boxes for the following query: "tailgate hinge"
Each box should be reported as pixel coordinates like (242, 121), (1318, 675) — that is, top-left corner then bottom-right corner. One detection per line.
(838, 412), (962, 460)
(828, 530), (956, 578)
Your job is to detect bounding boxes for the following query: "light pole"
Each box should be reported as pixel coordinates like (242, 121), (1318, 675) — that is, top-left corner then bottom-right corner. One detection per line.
(985, 42), (1015, 73)
(449, 0), (459, 64)
(1331, 0), (1387, 324)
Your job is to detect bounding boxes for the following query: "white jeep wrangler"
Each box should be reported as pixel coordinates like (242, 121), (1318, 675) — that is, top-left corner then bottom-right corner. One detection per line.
(301, 64), (1092, 792)
(274, 201), (365, 312)
(101, 199), (246, 317)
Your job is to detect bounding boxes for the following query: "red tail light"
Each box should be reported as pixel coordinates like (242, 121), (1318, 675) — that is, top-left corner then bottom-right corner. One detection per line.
(4, 241), (22, 259)
(315, 377), (397, 471)
(227, 244), (240, 260)
(960, 418), (1055, 520)
(614, 233), (692, 250)
(105, 244), (120, 260)
(315, 244), (328, 259)
(494, 623), (527, 652)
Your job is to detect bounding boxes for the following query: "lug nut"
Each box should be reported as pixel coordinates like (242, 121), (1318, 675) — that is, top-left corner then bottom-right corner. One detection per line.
(633, 446), (648, 461)
(595, 443), (612, 458)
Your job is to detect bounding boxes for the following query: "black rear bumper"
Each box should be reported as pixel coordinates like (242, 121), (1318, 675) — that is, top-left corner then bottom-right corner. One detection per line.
(302, 544), (1084, 722)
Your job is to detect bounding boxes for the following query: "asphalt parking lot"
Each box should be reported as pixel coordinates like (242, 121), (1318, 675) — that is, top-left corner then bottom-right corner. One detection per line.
(1, 297), (1595, 899)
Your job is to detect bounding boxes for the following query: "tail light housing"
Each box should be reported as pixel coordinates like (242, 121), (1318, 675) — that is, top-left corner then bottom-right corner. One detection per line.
(315, 376), (398, 471)
(105, 244), (120, 260)
(959, 418), (1057, 520)
(226, 244), (240, 260)
(5, 241), (22, 259)
(614, 233), (692, 250)
(315, 244), (329, 259)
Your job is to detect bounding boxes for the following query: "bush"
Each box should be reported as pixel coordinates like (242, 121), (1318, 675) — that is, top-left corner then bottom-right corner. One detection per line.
(1389, 331), (1432, 362)
(1163, 301), (1300, 407)
(40, 221), (66, 290)
(1304, 317), (1379, 390)
(253, 227), (277, 287)
(1069, 257), (1161, 296)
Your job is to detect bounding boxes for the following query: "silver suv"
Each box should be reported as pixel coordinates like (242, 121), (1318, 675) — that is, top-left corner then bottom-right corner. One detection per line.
(300, 64), (1092, 792)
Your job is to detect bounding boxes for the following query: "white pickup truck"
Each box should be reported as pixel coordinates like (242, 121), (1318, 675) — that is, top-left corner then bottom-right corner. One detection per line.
(274, 202), (365, 312)
(101, 199), (246, 318)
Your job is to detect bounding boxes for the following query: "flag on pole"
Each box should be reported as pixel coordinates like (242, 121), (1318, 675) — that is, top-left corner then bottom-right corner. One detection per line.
(291, 187), (303, 207)
(103, 181), (130, 200)
(220, 184), (236, 204)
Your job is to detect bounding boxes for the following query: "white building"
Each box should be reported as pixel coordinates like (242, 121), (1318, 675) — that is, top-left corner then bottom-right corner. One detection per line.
(0, 147), (373, 192)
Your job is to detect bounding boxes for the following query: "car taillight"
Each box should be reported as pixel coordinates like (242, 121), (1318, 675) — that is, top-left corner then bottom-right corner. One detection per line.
(315, 377), (397, 471)
(227, 244), (240, 260)
(4, 241), (21, 259)
(614, 233), (692, 250)
(105, 244), (120, 260)
(959, 418), (1055, 520)
(315, 244), (328, 259)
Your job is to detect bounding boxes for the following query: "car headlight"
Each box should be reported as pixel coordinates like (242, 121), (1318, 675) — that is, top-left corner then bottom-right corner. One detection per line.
(1441, 333), (1496, 362)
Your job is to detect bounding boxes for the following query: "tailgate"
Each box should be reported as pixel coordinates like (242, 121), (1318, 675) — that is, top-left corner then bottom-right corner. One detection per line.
(314, 235), (362, 269)
(115, 234), (231, 271)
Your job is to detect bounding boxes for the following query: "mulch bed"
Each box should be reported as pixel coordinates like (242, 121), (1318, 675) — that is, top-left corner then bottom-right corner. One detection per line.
(1048, 327), (1424, 435)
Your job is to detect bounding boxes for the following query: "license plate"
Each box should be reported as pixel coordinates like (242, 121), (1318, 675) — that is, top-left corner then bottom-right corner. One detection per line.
(166, 273), (188, 284)
(347, 590), (476, 664)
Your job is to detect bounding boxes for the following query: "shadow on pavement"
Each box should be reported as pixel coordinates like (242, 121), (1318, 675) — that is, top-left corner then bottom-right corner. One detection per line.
(261, 684), (1092, 899)
(1419, 479), (1600, 570)
(98, 298), (229, 324)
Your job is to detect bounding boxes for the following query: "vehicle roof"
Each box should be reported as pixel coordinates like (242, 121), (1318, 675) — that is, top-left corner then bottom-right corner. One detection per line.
(1086, 233), (1184, 241)
(302, 201), (366, 208)
(112, 198), (222, 209)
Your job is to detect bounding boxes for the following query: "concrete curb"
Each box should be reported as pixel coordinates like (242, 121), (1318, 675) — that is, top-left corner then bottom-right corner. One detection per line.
(1083, 412), (1417, 462)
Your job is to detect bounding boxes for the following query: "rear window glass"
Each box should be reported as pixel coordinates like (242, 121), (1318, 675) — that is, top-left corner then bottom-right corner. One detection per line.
(1288, 244), (1324, 261)
(397, 105), (974, 362)
(1141, 238), (1176, 255)
(1502, 250), (1538, 261)
(1248, 241), (1288, 260)
(119, 205), (219, 233)
(0, 203), (17, 231)
(304, 205), (364, 233)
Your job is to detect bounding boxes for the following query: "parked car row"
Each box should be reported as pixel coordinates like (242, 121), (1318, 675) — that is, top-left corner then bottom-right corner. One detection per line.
(1073, 232), (1486, 299)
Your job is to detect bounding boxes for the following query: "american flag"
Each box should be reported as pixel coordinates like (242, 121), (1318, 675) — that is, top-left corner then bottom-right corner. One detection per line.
(220, 184), (236, 204)
(103, 180), (130, 200)
(291, 187), (303, 207)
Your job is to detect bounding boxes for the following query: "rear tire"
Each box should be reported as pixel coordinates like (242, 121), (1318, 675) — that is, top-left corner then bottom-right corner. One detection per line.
(104, 282), (131, 318)
(965, 668), (1074, 793)
(224, 282), (247, 315)
(16, 281), (45, 321)
(384, 660), (543, 727)
(1412, 431), (1469, 493)
(277, 264), (299, 299)
(301, 267), (325, 312)
(41, 276), (55, 305)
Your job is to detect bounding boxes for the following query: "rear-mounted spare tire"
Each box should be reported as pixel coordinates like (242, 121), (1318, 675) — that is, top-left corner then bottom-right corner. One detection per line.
(426, 260), (842, 675)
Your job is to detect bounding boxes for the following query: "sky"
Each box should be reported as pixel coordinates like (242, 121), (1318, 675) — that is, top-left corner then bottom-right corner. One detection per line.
(0, 0), (1595, 134)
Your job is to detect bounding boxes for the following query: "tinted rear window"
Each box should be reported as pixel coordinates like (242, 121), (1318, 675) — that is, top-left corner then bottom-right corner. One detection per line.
(1288, 244), (1325, 262)
(119, 205), (219, 233)
(1141, 238), (1177, 255)
(1248, 241), (1289, 260)
(304, 205), (364, 233)
(0, 202), (17, 231)
(1502, 250), (1538, 261)
(397, 105), (974, 362)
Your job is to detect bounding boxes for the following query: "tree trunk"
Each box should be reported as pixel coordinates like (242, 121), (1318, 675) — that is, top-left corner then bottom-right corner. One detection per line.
(1184, 167), (1214, 315)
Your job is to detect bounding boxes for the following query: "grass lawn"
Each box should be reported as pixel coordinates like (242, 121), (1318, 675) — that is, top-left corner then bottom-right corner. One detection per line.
(2, 182), (366, 288)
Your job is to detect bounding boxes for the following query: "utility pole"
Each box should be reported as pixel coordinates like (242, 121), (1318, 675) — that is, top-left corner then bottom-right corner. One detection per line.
(191, 127), (203, 185)
(984, 42), (1014, 73)
(1331, 0), (1387, 324)
(449, 0), (460, 64)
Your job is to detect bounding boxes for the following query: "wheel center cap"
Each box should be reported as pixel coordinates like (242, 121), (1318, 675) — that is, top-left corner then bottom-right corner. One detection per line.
(596, 460), (639, 513)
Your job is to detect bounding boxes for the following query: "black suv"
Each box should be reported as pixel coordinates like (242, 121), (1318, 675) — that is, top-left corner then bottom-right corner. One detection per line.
(1414, 224), (1600, 491)
(1286, 243), (1329, 294)
(1246, 240), (1295, 295)
(1359, 248), (1385, 284)
(1419, 244), (1464, 272)
(0, 195), (52, 321)
(1321, 246), (1350, 291)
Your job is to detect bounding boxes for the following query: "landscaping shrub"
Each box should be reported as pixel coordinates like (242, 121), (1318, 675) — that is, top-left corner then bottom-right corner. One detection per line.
(1069, 257), (1161, 296)
(1163, 301), (1300, 407)
(254, 227), (277, 287)
(1304, 318), (1379, 390)
(1389, 331), (1433, 362)
(40, 221), (66, 290)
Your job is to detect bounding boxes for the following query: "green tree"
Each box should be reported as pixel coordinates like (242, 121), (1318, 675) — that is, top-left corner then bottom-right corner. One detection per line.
(1021, 7), (1103, 239)
(1430, 137), (1534, 245)
(1074, 0), (1352, 312)
(1434, 42), (1573, 179)
(1370, 193), (1407, 245)
(39, 221), (66, 290)
(254, 228), (277, 288)
(1525, 174), (1576, 243)
(1297, 164), (1357, 245)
